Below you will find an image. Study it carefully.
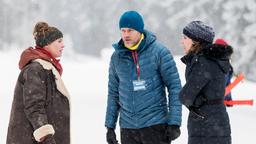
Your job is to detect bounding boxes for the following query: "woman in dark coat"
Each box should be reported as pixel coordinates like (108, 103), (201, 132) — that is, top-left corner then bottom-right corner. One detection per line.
(179, 21), (232, 144)
(6, 22), (70, 144)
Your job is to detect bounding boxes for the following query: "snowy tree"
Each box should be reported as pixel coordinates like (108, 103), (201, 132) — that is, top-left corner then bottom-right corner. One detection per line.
(219, 0), (256, 81)
(1, 0), (255, 81)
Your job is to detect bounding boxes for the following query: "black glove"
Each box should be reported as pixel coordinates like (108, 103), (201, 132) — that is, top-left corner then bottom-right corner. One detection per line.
(166, 125), (181, 142)
(193, 95), (207, 108)
(106, 128), (119, 144)
(41, 134), (56, 144)
(188, 106), (205, 120)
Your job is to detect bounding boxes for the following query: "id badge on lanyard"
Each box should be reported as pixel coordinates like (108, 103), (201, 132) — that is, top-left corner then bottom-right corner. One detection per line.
(131, 51), (146, 91)
(133, 80), (146, 91)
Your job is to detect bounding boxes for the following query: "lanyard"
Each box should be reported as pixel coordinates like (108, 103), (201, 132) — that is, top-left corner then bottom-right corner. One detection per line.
(131, 50), (141, 80)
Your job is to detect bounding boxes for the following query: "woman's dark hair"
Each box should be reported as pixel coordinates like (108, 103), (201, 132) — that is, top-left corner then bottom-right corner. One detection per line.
(189, 40), (204, 54)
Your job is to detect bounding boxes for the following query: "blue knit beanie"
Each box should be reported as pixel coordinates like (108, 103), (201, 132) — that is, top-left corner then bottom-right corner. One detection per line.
(183, 21), (215, 44)
(119, 11), (144, 33)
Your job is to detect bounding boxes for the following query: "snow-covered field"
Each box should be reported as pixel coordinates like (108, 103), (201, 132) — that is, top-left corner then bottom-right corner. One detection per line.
(0, 48), (255, 144)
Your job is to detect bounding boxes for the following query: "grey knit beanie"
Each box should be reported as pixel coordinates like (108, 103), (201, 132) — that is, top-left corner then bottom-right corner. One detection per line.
(183, 21), (215, 43)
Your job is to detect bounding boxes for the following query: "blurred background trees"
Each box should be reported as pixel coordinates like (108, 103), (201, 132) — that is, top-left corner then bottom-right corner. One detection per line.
(1, 0), (255, 81)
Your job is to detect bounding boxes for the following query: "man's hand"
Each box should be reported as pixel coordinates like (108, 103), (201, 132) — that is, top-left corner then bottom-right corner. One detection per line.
(166, 125), (181, 142)
(106, 128), (119, 144)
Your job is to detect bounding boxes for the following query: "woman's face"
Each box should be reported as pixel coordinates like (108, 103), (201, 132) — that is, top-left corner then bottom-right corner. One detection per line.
(180, 35), (193, 54)
(44, 38), (64, 58)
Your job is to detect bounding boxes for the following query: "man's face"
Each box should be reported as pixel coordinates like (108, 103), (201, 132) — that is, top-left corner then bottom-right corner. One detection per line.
(120, 28), (141, 48)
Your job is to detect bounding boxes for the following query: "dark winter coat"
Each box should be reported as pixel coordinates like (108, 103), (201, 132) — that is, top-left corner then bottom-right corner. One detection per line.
(7, 48), (70, 144)
(179, 44), (232, 144)
(105, 30), (182, 129)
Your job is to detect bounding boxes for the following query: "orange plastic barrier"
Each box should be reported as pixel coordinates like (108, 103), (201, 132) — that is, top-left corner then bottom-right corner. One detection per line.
(225, 73), (244, 96)
(224, 100), (253, 106)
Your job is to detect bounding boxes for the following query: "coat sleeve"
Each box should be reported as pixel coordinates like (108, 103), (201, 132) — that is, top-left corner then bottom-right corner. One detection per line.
(23, 64), (55, 142)
(179, 57), (211, 107)
(105, 53), (120, 129)
(159, 48), (182, 126)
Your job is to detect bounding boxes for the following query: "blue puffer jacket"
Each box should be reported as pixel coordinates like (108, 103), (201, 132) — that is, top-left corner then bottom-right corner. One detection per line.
(105, 30), (182, 129)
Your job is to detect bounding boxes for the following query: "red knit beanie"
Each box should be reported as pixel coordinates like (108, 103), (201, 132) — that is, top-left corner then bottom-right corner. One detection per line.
(214, 38), (228, 46)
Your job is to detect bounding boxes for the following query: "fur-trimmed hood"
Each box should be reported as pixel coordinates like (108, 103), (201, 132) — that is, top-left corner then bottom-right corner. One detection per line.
(181, 44), (233, 74)
(19, 47), (63, 75)
(202, 44), (233, 73)
(202, 44), (233, 60)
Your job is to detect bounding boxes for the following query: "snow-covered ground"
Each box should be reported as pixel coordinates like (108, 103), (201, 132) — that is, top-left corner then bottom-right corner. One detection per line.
(0, 48), (255, 144)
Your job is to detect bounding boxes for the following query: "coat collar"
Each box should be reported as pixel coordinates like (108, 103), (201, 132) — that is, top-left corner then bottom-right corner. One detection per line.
(181, 52), (198, 65)
(33, 59), (70, 101)
(19, 47), (63, 75)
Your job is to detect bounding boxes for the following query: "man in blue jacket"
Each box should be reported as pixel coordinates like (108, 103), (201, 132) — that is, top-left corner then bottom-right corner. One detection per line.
(105, 10), (182, 144)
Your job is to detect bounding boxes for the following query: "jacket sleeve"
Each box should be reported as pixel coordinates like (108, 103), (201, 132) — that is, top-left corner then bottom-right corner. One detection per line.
(23, 64), (55, 142)
(105, 53), (120, 129)
(159, 48), (182, 126)
(179, 57), (211, 107)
